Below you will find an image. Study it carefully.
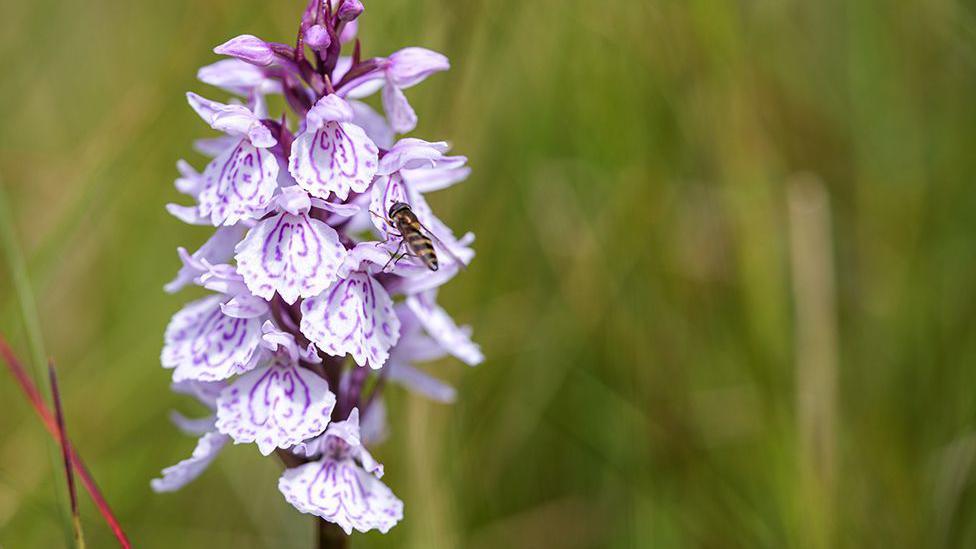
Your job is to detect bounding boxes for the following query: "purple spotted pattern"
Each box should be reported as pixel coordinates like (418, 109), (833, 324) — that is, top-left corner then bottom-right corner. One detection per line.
(156, 0), (483, 537)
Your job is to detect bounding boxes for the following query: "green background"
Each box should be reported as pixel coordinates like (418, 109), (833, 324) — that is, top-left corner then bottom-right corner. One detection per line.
(2, 0), (976, 547)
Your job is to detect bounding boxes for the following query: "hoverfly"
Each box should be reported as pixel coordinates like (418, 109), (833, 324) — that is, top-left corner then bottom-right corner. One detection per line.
(373, 201), (463, 272)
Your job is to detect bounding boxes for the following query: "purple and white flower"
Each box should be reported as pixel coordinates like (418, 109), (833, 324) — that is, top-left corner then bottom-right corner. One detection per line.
(157, 0), (481, 538)
(280, 409), (402, 534)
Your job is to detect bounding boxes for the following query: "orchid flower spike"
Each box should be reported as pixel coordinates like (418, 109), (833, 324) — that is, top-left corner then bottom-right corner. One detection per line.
(156, 0), (482, 539)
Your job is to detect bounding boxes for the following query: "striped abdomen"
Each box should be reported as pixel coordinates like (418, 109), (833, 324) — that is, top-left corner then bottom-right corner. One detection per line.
(392, 210), (439, 271)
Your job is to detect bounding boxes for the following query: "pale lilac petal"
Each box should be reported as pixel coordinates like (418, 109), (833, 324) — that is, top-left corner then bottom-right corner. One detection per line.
(199, 138), (279, 226)
(215, 362), (337, 455)
(360, 400), (388, 446)
(310, 197), (361, 218)
(278, 458), (403, 534)
(350, 100), (395, 149)
(170, 411), (216, 436)
(381, 82), (417, 134)
(276, 185), (312, 216)
(386, 47), (450, 88)
(211, 105), (276, 148)
(306, 94), (355, 127)
(151, 432), (228, 493)
(198, 59), (281, 96)
(162, 295), (265, 382)
(357, 446), (384, 478)
(325, 408), (362, 448)
(175, 159), (204, 197)
(378, 139), (450, 175)
(171, 380), (225, 409)
(403, 157), (471, 193)
(388, 362), (456, 403)
(166, 203), (209, 226)
(194, 135), (239, 158)
(197, 261), (250, 296)
(166, 226), (246, 293)
(235, 212), (347, 304)
(289, 97), (379, 200)
(406, 293), (483, 366)
(260, 321), (322, 364)
(220, 294), (269, 319)
(186, 92), (224, 125)
(300, 273), (400, 368)
(214, 34), (276, 66)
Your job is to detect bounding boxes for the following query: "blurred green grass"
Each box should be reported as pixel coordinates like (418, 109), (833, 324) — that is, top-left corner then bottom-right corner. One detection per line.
(2, 0), (976, 547)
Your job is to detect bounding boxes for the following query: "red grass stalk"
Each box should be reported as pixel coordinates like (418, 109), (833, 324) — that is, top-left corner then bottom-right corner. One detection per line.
(49, 360), (86, 549)
(0, 335), (131, 548)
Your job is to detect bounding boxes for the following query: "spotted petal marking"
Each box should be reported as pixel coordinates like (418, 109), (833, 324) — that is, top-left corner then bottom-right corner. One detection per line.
(162, 295), (265, 382)
(289, 122), (378, 200)
(300, 273), (400, 368)
(199, 138), (279, 226)
(236, 212), (347, 305)
(215, 362), (336, 456)
(278, 458), (403, 535)
(151, 431), (228, 493)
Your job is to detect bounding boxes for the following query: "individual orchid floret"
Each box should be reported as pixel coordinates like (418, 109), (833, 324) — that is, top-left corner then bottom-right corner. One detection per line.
(299, 271), (400, 369)
(279, 408), (402, 534)
(288, 94), (379, 200)
(381, 48), (450, 134)
(235, 186), (348, 304)
(215, 323), (336, 456)
(183, 93), (280, 226)
(162, 262), (269, 382)
(161, 294), (266, 383)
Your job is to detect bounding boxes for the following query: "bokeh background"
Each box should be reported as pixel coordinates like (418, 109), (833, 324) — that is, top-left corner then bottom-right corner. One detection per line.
(2, 0), (976, 547)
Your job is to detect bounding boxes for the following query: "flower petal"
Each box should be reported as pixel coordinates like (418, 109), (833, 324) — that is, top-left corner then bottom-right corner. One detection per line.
(288, 122), (378, 200)
(199, 138), (280, 226)
(162, 295), (265, 382)
(235, 212), (347, 304)
(198, 59), (280, 96)
(350, 100), (395, 149)
(170, 411), (217, 436)
(278, 458), (403, 535)
(165, 226), (246, 294)
(214, 34), (276, 66)
(300, 273), (400, 368)
(381, 82), (417, 135)
(386, 47), (450, 89)
(215, 362), (337, 456)
(151, 432), (228, 493)
(406, 292), (483, 366)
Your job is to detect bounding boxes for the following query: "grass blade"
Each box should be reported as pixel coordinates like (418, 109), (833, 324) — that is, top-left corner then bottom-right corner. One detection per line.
(48, 360), (87, 549)
(0, 335), (131, 548)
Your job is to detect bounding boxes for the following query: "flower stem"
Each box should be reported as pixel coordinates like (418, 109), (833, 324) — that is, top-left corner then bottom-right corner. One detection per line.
(318, 517), (348, 549)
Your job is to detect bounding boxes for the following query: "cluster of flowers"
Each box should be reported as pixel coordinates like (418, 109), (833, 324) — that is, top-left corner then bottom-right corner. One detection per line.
(153, 0), (482, 536)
